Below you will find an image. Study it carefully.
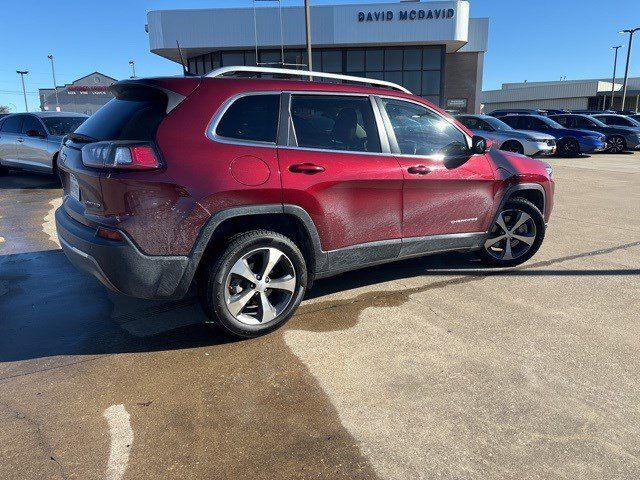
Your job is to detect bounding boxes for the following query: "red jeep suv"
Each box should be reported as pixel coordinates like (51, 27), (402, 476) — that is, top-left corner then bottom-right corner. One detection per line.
(55, 67), (554, 338)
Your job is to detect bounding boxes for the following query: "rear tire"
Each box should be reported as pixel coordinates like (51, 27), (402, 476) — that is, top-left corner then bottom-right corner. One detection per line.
(500, 140), (524, 155)
(556, 137), (580, 157)
(477, 198), (545, 267)
(198, 230), (307, 338)
(606, 135), (626, 154)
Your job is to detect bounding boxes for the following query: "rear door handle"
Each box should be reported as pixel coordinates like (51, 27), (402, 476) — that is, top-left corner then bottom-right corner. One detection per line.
(407, 165), (431, 175)
(289, 163), (325, 174)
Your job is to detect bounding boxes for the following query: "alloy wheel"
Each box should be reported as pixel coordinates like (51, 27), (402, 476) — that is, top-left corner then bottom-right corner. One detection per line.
(608, 136), (625, 153)
(484, 209), (537, 261)
(224, 247), (296, 325)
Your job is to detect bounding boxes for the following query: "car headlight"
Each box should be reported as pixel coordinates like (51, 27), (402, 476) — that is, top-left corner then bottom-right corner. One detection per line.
(545, 164), (554, 179)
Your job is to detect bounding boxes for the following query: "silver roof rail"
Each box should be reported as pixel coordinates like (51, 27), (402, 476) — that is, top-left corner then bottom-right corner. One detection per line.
(205, 66), (411, 94)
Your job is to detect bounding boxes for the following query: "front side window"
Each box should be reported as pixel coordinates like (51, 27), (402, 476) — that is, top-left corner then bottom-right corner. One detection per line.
(290, 95), (381, 153)
(0, 115), (22, 133)
(382, 99), (468, 156)
(215, 94), (280, 143)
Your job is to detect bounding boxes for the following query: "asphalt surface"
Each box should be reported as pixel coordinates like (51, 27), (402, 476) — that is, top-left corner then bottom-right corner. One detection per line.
(1, 152), (639, 480)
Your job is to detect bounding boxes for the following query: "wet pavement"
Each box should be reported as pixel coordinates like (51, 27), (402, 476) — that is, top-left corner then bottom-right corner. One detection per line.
(1, 153), (640, 479)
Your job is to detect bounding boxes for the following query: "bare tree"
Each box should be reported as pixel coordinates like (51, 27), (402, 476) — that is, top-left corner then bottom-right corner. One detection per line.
(0, 105), (10, 114)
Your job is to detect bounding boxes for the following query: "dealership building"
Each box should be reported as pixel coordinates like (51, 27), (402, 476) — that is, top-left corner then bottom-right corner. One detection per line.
(482, 77), (640, 113)
(39, 72), (117, 115)
(146, 0), (488, 113)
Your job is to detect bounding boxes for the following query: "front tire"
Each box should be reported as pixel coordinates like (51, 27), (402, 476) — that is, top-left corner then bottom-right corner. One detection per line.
(606, 135), (626, 154)
(500, 140), (524, 155)
(556, 137), (580, 157)
(199, 230), (307, 338)
(477, 198), (545, 267)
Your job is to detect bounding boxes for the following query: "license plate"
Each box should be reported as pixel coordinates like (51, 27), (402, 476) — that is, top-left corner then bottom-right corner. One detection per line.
(69, 175), (80, 201)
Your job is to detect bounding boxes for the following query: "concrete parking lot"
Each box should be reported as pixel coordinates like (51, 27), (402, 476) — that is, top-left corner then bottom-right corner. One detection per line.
(1, 152), (639, 480)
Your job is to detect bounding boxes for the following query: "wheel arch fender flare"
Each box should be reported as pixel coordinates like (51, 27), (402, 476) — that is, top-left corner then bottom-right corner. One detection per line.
(491, 183), (546, 230)
(178, 204), (328, 293)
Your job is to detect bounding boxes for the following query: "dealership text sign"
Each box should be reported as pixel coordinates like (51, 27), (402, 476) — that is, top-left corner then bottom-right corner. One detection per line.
(358, 8), (455, 22)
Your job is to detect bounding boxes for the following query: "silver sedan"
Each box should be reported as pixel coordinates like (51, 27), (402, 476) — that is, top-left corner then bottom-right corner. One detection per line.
(456, 114), (556, 156)
(0, 112), (87, 178)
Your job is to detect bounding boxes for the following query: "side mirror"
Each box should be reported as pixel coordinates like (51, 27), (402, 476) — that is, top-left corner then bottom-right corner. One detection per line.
(26, 129), (45, 138)
(471, 135), (488, 154)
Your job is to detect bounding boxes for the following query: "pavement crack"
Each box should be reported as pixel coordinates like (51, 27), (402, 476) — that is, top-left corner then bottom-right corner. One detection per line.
(0, 401), (69, 480)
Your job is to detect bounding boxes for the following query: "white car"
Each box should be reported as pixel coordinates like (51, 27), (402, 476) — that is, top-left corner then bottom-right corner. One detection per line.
(456, 114), (556, 156)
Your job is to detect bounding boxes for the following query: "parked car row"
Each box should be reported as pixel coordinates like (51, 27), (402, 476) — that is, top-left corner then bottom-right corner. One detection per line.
(468, 109), (640, 156)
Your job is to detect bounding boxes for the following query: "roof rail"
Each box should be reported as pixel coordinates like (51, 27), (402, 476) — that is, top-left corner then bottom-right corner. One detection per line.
(205, 66), (411, 94)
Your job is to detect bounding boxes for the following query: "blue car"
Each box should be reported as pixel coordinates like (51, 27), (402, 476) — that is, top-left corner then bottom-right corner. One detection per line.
(496, 114), (606, 156)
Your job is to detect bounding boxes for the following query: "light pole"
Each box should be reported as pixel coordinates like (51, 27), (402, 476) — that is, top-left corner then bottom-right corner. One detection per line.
(609, 45), (622, 110)
(47, 54), (60, 111)
(619, 27), (640, 111)
(129, 60), (136, 78)
(304, 0), (312, 75)
(16, 70), (29, 112)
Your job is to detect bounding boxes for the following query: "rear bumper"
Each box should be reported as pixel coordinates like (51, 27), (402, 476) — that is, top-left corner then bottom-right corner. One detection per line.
(55, 207), (190, 299)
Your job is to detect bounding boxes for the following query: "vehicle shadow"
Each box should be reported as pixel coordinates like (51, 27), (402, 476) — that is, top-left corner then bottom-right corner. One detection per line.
(0, 171), (60, 190)
(1, 243), (638, 364)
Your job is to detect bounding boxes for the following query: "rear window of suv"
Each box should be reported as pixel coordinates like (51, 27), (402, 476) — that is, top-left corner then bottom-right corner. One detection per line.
(74, 88), (168, 141)
(215, 94), (280, 143)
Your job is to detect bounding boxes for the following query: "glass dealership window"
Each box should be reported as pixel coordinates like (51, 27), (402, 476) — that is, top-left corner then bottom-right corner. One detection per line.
(192, 45), (444, 105)
(346, 49), (365, 72)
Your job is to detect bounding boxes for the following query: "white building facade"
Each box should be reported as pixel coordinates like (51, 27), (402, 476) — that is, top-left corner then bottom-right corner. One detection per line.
(482, 77), (640, 113)
(146, 0), (488, 113)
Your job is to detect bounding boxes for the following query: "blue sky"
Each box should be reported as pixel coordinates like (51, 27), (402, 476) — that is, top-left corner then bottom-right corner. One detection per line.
(1, 0), (638, 112)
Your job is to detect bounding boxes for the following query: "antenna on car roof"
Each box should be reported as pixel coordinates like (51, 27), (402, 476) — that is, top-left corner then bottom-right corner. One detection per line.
(176, 40), (194, 77)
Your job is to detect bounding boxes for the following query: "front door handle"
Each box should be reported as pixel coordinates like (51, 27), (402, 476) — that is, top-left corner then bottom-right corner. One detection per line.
(407, 165), (431, 175)
(289, 163), (325, 174)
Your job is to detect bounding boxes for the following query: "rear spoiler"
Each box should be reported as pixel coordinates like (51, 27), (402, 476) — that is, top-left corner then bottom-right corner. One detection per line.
(110, 77), (201, 114)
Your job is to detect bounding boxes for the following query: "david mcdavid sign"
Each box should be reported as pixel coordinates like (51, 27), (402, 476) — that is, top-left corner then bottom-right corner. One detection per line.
(358, 8), (455, 22)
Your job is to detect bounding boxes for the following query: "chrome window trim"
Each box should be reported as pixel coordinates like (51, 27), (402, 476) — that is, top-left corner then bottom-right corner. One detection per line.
(205, 91), (281, 148)
(285, 91), (389, 155)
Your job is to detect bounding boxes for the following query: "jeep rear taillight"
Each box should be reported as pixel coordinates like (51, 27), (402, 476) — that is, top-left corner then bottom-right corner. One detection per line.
(81, 142), (161, 170)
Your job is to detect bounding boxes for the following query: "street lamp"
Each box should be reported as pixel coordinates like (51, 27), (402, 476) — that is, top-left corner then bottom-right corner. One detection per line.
(47, 54), (60, 111)
(16, 70), (29, 112)
(609, 45), (623, 110)
(129, 60), (136, 78)
(619, 27), (640, 110)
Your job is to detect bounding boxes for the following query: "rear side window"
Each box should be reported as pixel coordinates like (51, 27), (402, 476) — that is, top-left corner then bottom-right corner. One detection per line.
(21, 116), (46, 136)
(1, 115), (22, 133)
(290, 95), (381, 153)
(215, 94), (280, 143)
(74, 88), (167, 141)
(42, 117), (86, 136)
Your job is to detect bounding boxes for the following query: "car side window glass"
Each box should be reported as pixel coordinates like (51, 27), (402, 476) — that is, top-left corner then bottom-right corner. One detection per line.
(458, 117), (477, 129)
(478, 119), (493, 131)
(215, 94), (280, 143)
(382, 98), (469, 157)
(0, 115), (23, 133)
(289, 95), (381, 153)
(21, 116), (46, 136)
(531, 118), (548, 130)
(554, 116), (567, 126)
(574, 117), (592, 128)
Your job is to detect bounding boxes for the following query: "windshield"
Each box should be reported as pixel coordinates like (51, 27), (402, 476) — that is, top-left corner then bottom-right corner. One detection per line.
(483, 116), (514, 131)
(41, 116), (87, 136)
(539, 116), (564, 129)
